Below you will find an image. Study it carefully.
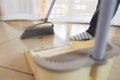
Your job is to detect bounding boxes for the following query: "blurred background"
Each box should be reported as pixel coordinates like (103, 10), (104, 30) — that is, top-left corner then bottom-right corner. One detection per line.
(0, 0), (120, 25)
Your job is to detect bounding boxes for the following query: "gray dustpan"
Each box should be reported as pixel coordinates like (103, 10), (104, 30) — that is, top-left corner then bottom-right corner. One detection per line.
(32, 42), (120, 72)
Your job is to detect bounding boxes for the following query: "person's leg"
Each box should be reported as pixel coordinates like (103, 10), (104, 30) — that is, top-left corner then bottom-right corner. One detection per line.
(87, 0), (101, 37)
(87, 0), (120, 37)
(70, 0), (101, 41)
(70, 0), (119, 41)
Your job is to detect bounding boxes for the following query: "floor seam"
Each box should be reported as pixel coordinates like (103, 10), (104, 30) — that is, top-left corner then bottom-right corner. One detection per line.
(0, 36), (20, 46)
(0, 65), (33, 76)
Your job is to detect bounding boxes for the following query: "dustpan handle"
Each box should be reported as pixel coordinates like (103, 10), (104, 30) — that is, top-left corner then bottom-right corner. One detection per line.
(46, 0), (56, 19)
(91, 0), (117, 62)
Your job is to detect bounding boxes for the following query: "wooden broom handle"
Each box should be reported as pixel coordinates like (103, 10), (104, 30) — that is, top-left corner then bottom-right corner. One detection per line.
(41, 0), (46, 18)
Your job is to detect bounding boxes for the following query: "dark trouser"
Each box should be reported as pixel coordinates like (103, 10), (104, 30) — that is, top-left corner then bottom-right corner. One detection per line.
(87, 0), (120, 37)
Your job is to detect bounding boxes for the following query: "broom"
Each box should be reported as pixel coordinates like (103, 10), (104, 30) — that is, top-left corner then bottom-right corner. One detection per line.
(20, 0), (56, 39)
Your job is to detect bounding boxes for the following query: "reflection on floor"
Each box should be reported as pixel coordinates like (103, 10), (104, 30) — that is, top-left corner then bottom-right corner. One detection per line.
(0, 21), (120, 80)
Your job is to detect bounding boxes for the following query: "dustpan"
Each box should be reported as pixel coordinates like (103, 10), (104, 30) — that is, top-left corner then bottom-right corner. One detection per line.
(25, 40), (95, 80)
(32, 42), (119, 72)
(25, 41), (120, 80)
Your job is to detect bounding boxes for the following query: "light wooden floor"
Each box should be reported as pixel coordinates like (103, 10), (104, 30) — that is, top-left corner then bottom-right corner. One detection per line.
(0, 21), (120, 80)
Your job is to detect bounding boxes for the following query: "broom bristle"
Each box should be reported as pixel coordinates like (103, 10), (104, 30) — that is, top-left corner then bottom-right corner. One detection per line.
(20, 24), (54, 39)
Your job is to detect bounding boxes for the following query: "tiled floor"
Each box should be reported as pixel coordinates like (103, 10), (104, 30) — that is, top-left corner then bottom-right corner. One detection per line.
(0, 21), (120, 80)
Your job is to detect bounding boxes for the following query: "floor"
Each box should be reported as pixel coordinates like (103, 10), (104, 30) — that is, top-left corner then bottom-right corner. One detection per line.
(0, 20), (120, 80)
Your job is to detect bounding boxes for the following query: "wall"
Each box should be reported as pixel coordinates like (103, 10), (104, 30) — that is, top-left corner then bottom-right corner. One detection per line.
(47, 0), (120, 26)
(0, 0), (41, 20)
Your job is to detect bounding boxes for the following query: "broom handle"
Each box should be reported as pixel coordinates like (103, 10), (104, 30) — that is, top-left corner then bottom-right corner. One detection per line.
(41, 0), (46, 18)
(46, 0), (56, 19)
(92, 0), (117, 61)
